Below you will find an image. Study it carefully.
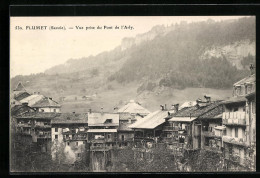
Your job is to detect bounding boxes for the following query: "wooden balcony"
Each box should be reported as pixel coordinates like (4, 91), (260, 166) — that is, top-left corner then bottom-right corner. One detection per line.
(223, 118), (246, 126)
(17, 123), (31, 128)
(38, 134), (51, 139)
(163, 126), (180, 132)
(204, 145), (222, 154)
(203, 131), (218, 138)
(90, 145), (114, 151)
(35, 124), (51, 129)
(222, 112), (246, 126)
(222, 136), (248, 147)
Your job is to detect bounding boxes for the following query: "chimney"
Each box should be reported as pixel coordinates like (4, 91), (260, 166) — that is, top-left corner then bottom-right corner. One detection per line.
(204, 95), (211, 103)
(160, 105), (164, 111)
(49, 97), (52, 100)
(250, 63), (254, 75)
(89, 109), (92, 114)
(164, 104), (167, 110)
(101, 107), (103, 114)
(72, 111), (75, 114)
(174, 104), (179, 111)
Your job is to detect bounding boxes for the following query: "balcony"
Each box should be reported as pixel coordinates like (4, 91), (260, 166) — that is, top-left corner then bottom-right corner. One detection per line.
(222, 112), (246, 126)
(204, 145), (222, 154)
(17, 123), (31, 128)
(90, 145), (112, 151)
(203, 131), (218, 138)
(35, 124), (51, 129)
(163, 126), (180, 132)
(38, 134), (51, 139)
(222, 136), (248, 147)
(64, 135), (87, 141)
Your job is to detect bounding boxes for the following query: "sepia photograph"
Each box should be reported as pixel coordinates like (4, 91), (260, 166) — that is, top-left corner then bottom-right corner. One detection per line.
(10, 16), (256, 172)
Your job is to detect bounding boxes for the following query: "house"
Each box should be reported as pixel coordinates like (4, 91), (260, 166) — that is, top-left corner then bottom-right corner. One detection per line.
(129, 106), (170, 161)
(222, 73), (255, 171)
(169, 99), (224, 152)
(51, 113), (88, 164)
(117, 100), (150, 117)
(31, 97), (61, 113)
(87, 111), (120, 171)
(197, 100), (224, 154)
(12, 82), (31, 101)
(15, 112), (59, 153)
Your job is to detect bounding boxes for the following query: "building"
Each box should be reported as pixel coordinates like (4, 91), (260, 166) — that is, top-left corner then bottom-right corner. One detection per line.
(51, 113), (88, 164)
(15, 112), (59, 153)
(222, 73), (256, 171)
(117, 100), (150, 117)
(12, 82), (31, 101)
(129, 106), (171, 161)
(31, 97), (61, 113)
(87, 111), (120, 171)
(169, 98), (224, 151)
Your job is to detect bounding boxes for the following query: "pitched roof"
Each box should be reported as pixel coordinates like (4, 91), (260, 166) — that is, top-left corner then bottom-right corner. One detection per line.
(20, 95), (45, 107)
(119, 113), (136, 121)
(11, 105), (35, 116)
(51, 113), (88, 124)
(13, 91), (31, 101)
(179, 101), (197, 110)
(222, 96), (246, 104)
(88, 112), (119, 126)
(14, 82), (26, 91)
(169, 117), (197, 122)
(117, 100), (150, 116)
(16, 112), (60, 119)
(198, 104), (223, 119)
(172, 101), (223, 118)
(31, 97), (61, 108)
(233, 74), (255, 86)
(87, 129), (117, 133)
(129, 110), (168, 129)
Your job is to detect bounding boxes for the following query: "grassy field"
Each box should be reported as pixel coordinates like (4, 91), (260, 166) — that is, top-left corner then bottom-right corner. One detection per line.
(60, 85), (232, 113)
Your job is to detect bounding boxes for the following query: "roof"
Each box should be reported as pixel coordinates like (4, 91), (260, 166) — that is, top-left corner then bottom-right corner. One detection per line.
(245, 91), (256, 99)
(16, 112), (60, 119)
(13, 91), (31, 101)
(233, 74), (255, 87)
(88, 112), (119, 126)
(119, 113), (136, 121)
(222, 96), (246, 104)
(169, 117), (197, 122)
(215, 126), (226, 130)
(11, 105), (35, 117)
(87, 129), (117, 133)
(129, 110), (168, 129)
(31, 97), (61, 108)
(179, 101), (197, 110)
(117, 100), (150, 116)
(14, 82), (26, 91)
(20, 95), (45, 107)
(198, 105), (223, 119)
(173, 101), (222, 118)
(51, 113), (88, 124)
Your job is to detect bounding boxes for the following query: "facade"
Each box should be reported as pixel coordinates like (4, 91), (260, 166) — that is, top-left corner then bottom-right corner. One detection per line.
(15, 112), (59, 153)
(222, 74), (255, 171)
(87, 112), (120, 171)
(51, 113), (88, 164)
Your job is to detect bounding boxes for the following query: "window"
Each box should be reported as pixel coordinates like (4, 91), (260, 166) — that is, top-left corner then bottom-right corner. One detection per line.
(121, 135), (125, 141)
(40, 109), (44, 112)
(67, 142), (70, 146)
(55, 135), (58, 139)
(235, 128), (238, 138)
(76, 142), (78, 146)
(107, 134), (111, 139)
(55, 128), (58, 132)
(78, 153), (81, 158)
(54, 109), (56, 113)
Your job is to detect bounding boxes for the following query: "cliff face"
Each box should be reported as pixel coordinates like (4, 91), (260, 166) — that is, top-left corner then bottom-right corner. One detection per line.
(201, 40), (255, 69)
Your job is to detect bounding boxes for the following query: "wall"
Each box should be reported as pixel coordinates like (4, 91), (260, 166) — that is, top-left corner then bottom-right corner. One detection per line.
(39, 107), (61, 113)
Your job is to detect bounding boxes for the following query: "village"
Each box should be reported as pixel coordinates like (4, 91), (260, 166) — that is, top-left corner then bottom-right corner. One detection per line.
(10, 67), (256, 172)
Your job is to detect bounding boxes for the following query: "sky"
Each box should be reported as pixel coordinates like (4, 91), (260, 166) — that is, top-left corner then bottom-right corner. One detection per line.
(10, 16), (250, 78)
